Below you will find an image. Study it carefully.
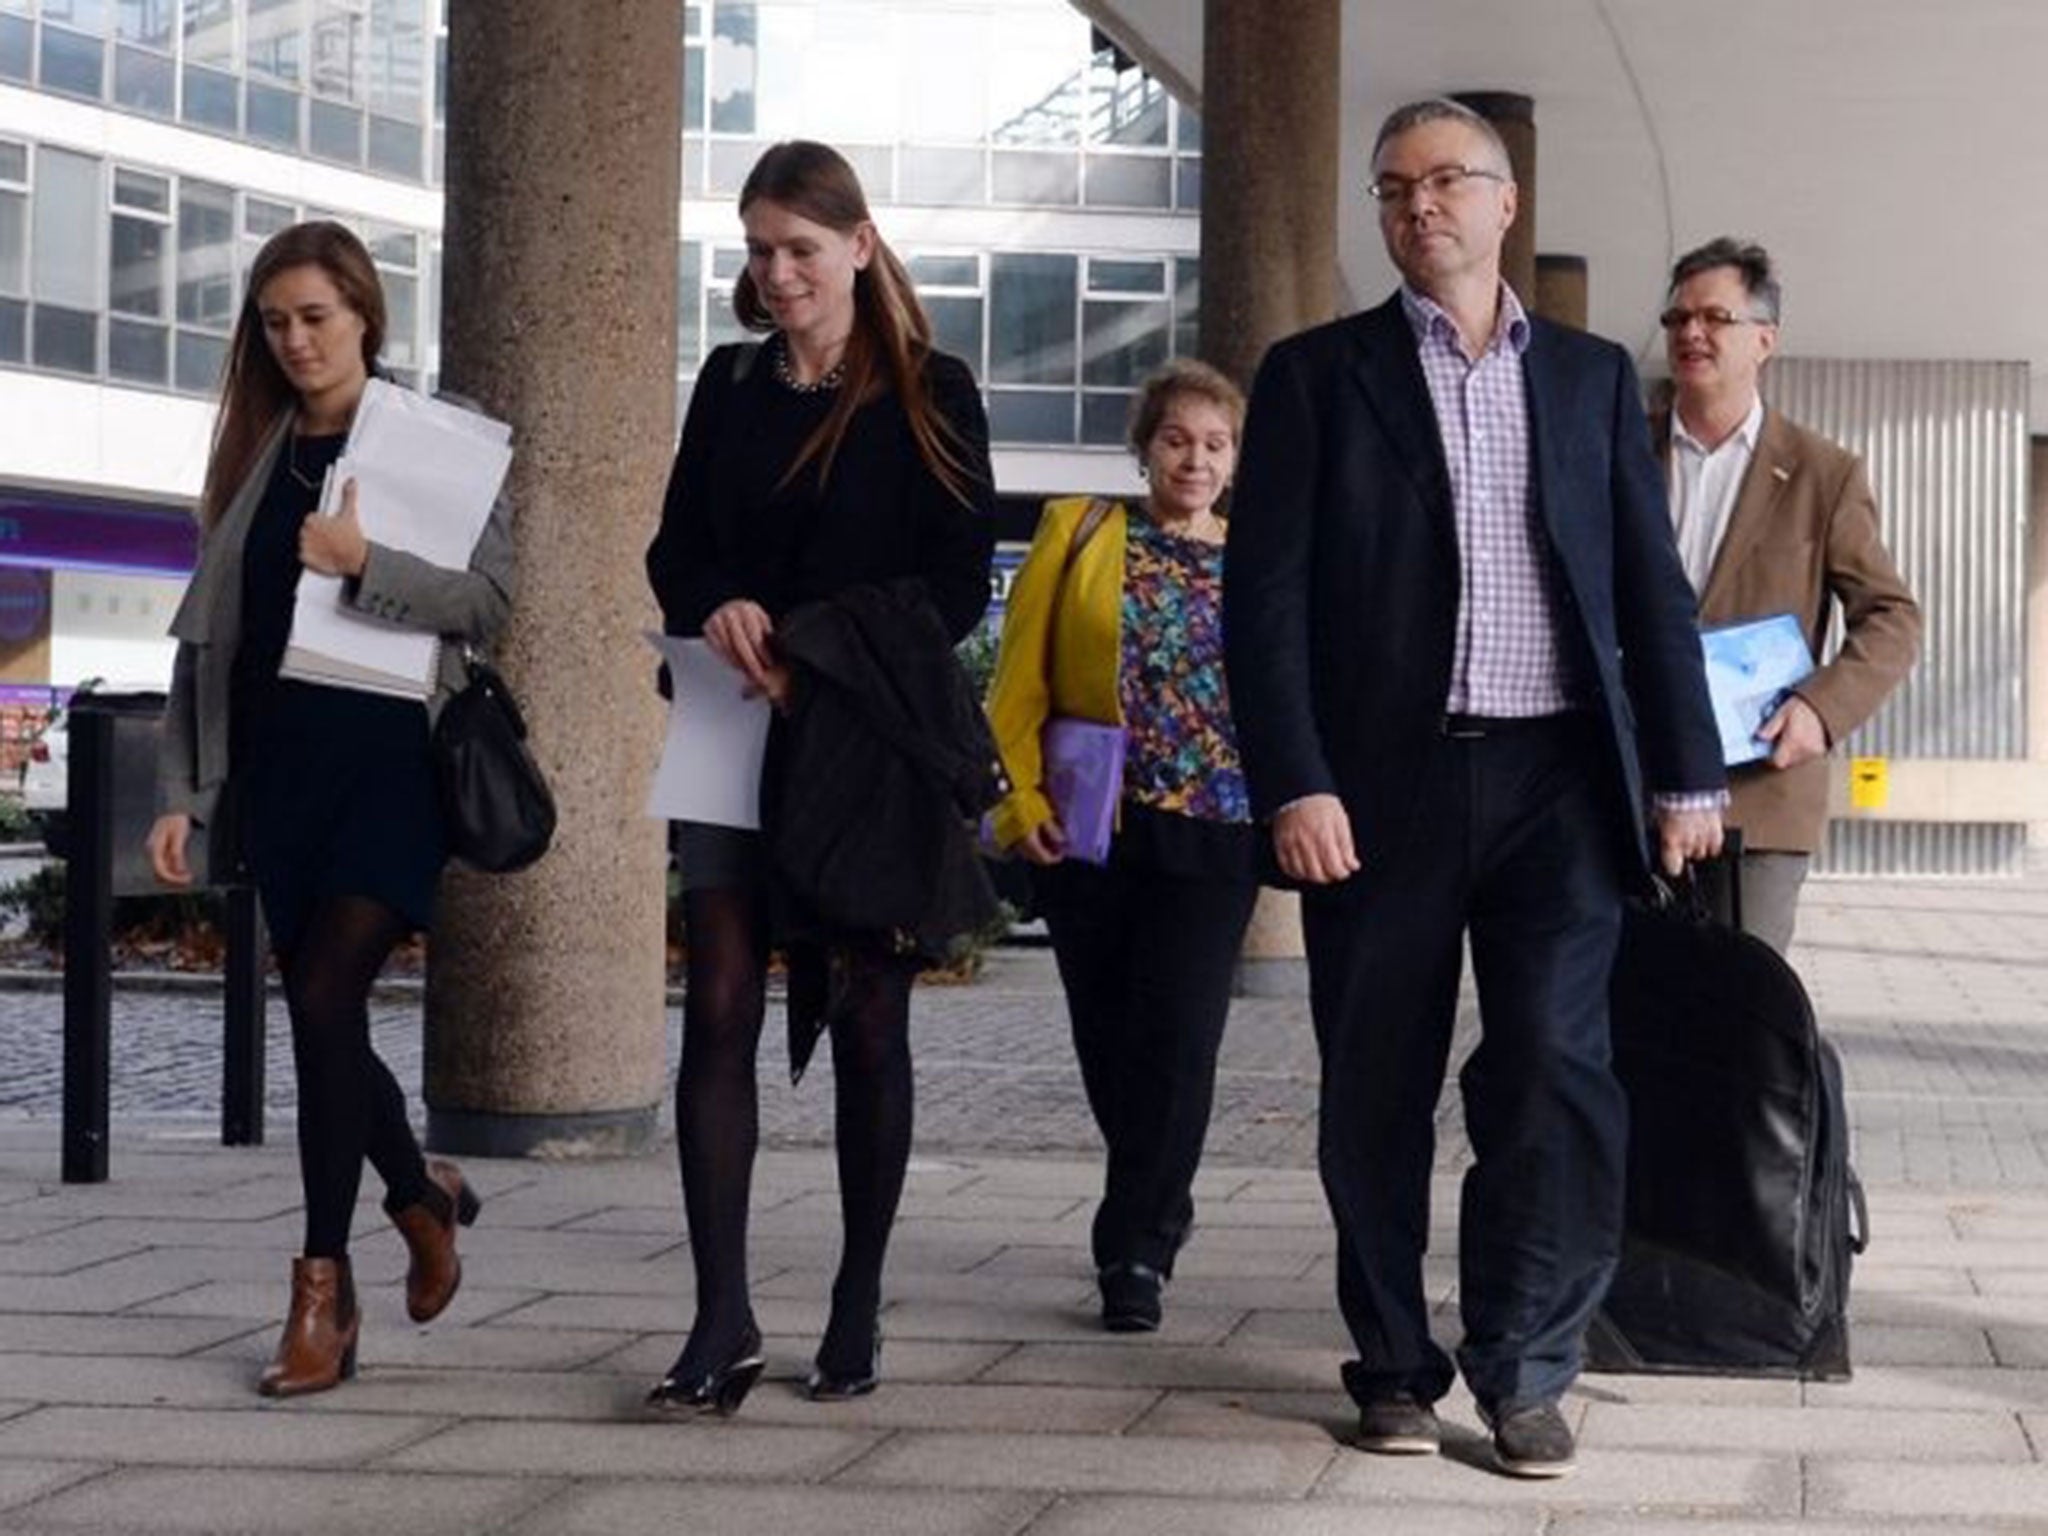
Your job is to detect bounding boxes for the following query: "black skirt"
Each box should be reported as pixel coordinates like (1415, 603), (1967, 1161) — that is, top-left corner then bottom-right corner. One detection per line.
(235, 679), (447, 955)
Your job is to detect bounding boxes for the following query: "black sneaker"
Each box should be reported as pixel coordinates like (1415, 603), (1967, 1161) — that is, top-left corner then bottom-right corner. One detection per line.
(1355, 1393), (1441, 1455)
(1482, 1400), (1576, 1478)
(1097, 1262), (1164, 1332)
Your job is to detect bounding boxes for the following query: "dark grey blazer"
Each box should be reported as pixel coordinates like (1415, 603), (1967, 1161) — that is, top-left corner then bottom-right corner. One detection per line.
(156, 410), (515, 858)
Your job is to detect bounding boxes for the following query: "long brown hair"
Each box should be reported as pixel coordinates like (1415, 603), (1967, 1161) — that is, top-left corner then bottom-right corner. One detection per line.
(732, 141), (977, 505)
(199, 220), (385, 528)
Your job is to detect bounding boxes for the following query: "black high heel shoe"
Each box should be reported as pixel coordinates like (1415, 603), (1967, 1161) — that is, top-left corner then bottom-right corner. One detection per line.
(805, 1314), (882, 1401)
(646, 1325), (765, 1417)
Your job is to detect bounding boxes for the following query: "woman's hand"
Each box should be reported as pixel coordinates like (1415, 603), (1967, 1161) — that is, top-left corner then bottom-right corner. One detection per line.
(299, 477), (370, 578)
(704, 599), (780, 695)
(1016, 820), (1067, 867)
(146, 813), (194, 888)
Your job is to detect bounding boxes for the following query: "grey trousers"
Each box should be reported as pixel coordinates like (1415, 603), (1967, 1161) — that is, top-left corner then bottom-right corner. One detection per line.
(1730, 851), (1811, 955)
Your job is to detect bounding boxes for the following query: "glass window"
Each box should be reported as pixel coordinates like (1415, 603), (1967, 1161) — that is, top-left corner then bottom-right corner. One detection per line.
(368, 227), (416, 268)
(1081, 298), (1169, 387)
(898, 147), (983, 208)
(683, 1), (701, 40)
(110, 213), (170, 319)
(905, 9), (984, 144)
(839, 144), (892, 205)
(988, 12), (1083, 146)
(367, 0), (423, 118)
(709, 246), (744, 282)
(682, 42), (704, 132)
(182, 63), (239, 130)
(176, 180), (234, 329)
(108, 315), (167, 382)
(1081, 390), (1133, 446)
(990, 152), (1077, 206)
(33, 147), (101, 311)
(987, 389), (1073, 445)
(0, 296), (23, 361)
(114, 0), (174, 47)
(709, 0), (756, 135)
(245, 196), (296, 237)
(33, 305), (97, 373)
(380, 268), (416, 368)
(175, 328), (226, 391)
(0, 14), (28, 81)
(367, 115), (421, 178)
(113, 166), (169, 214)
(0, 139), (24, 182)
(1174, 256), (1199, 360)
(1083, 154), (1170, 210)
(755, 2), (895, 146)
(44, 1), (108, 30)
(41, 23), (106, 96)
(113, 43), (174, 113)
(704, 288), (746, 355)
(1088, 50), (1167, 148)
(676, 239), (701, 374)
(246, 79), (302, 149)
(907, 254), (978, 290)
(309, 97), (361, 161)
(924, 294), (982, 374)
(182, 0), (233, 68)
(247, 0), (304, 83)
(707, 139), (763, 196)
(0, 190), (25, 295)
(310, 0), (361, 99)
(1177, 105), (1202, 153)
(1176, 157), (1201, 212)
(989, 252), (1074, 386)
(1088, 258), (1165, 296)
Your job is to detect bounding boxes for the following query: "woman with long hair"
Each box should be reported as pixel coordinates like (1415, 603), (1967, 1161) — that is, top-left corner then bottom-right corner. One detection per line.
(147, 220), (511, 1396)
(645, 140), (995, 1414)
(984, 360), (1260, 1333)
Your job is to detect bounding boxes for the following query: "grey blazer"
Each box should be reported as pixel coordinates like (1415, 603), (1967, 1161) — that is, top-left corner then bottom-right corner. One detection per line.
(157, 411), (516, 860)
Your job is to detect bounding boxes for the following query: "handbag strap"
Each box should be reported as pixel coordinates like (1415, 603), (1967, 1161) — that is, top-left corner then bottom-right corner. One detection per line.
(1041, 496), (1115, 680)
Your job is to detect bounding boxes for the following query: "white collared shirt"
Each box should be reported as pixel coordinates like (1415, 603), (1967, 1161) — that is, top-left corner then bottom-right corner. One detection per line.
(1668, 394), (1766, 594)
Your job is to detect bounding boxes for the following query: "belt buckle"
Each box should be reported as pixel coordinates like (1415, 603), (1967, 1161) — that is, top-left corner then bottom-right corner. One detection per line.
(1441, 713), (1487, 740)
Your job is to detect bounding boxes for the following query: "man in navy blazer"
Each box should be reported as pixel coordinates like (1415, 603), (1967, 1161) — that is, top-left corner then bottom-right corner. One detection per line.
(1224, 99), (1725, 1479)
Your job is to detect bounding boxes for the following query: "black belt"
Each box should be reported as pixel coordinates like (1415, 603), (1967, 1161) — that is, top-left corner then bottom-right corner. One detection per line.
(1439, 710), (1586, 740)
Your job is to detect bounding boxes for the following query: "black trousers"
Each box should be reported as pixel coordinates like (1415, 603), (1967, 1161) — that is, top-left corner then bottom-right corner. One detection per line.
(1304, 714), (1630, 1414)
(1036, 857), (1258, 1275)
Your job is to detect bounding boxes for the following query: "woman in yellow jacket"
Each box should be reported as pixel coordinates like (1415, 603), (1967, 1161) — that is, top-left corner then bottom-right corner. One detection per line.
(985, 360), (1260, 1333)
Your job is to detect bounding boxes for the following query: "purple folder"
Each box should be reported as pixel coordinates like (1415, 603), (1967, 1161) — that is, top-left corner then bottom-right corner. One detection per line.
(1043, 717), (1125, 866)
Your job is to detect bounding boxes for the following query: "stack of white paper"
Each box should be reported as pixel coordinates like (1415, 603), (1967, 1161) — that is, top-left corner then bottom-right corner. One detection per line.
(643, 634), (773, 830)
(281, 379), (514, 699)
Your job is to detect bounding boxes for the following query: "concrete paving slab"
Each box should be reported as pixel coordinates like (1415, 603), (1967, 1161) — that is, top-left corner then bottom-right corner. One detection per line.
(1987, 1326), (2048, 1367)
(503, 1478), (1045, 1536)
(1023, 1493), (1539, 1536)
(0, 1234), (152, 1276)
(1313, 1443), (1801, 1516)
(592, 1331), (1016, 1384)
(834, 1428), (1336, 1497)
(0, 1313), (258, 1357)
(1806, 1458), (2048, 1522)
(8, 1466), (557, 1534)
(0, 1405), (442, 1466)
(1119, 1389), (1353, 1443)
(984, 1341), (1345, 1394)
(379, 1417), (875, 1480)
(1802, 1365), (2048, 1412)
(195, 1319), (638, 1373)
(879, 1298), (1246, 1347)
(1571, 1374), (1806, 1408)
(1577, 1400), (2034, 1460)
(0, 1461), (101, 1514)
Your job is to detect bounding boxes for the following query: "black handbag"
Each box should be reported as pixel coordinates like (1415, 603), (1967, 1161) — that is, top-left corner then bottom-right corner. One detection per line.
(432, 647), (556, 873)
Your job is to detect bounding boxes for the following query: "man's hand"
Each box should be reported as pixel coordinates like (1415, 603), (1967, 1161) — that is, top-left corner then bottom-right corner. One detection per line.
(298, 477), (370, 578)
(1654, 805), (1725, 877)
(1757, 693), (1828, 770)
(1272, 794), (1361, 885)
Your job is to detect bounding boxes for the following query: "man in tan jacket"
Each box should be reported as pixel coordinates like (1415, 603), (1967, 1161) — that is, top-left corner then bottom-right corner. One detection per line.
(1658, 238), (1921, 952)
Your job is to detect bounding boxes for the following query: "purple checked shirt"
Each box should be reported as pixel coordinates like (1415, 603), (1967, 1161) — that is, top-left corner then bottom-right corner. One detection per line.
(1401, 285), (1578, 717)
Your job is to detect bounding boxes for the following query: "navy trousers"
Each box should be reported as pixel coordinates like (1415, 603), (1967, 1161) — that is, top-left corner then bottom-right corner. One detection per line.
(1303, 713), (1631, 1414)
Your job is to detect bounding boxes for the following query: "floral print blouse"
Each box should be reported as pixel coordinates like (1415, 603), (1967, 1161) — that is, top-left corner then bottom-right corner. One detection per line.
(1117, 515), (1251, 824)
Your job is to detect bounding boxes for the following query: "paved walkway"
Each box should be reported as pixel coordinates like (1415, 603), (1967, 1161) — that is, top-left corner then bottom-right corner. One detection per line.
(1, 877), (2046, 1533)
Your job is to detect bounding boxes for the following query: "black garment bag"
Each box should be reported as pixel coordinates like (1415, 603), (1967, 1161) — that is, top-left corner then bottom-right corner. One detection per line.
(1587, 860), (1868, 1380)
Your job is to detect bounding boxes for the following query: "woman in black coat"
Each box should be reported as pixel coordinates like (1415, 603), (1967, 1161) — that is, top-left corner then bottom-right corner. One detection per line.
(644, 140), (995, 1414)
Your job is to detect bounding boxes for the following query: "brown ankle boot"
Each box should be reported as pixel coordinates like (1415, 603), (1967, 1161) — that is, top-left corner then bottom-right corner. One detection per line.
(389, 1158), (480, 1323)
(259, 1256), (358, 1397)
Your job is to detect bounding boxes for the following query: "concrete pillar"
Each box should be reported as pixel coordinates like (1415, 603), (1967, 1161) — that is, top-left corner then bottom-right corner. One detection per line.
(1200, 0), (1340, 995)
(1535, 253), (1588, 330)
(425, 0), (681, 1155)
(2028, 437), (2048, 862)
(1453, 91), (1536, 305)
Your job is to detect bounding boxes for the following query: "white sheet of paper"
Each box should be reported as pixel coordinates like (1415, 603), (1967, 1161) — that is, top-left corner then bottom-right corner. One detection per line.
(644, 633), (773, 830)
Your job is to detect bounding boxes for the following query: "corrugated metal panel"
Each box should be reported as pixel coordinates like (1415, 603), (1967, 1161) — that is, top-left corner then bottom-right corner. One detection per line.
(1768, 359), (2030, 876)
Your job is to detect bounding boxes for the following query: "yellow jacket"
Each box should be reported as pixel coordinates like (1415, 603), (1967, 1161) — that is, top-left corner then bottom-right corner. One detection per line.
(984, 496), (1129, 849)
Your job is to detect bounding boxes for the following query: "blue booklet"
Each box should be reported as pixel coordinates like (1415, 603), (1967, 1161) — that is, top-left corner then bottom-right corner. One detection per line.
(1701, 613), (1817, 767)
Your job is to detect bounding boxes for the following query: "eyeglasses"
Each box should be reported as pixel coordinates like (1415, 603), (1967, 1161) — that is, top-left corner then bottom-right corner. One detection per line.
(1368, 164), (1507, 206)
(1659, 306), (1773, 333)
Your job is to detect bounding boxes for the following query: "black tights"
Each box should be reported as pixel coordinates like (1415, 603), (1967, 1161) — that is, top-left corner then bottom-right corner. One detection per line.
(280, 895), (428, 1260)
(671, 887), (915, 1378)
